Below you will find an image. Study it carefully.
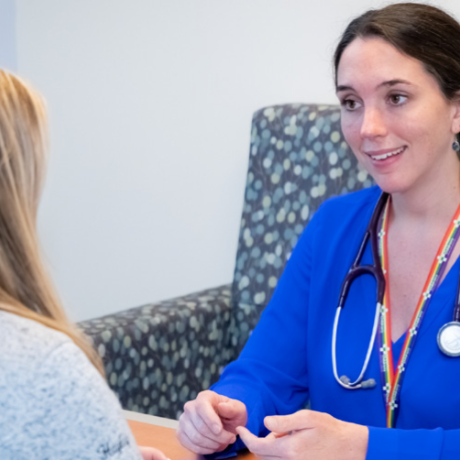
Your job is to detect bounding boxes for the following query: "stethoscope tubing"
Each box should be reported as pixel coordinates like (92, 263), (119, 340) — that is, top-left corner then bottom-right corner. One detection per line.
(332, 299), (380, 389)
(332, 191), (460, 392)
(332, 192), (388, 390)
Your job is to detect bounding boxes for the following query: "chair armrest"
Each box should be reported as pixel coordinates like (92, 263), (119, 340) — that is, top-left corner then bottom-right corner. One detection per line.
(78, 284), (232, 420)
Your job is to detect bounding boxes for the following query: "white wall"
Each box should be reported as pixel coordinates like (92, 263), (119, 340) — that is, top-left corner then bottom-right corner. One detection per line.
(0, 0), (16, 71)
(13, 0), (460, 321)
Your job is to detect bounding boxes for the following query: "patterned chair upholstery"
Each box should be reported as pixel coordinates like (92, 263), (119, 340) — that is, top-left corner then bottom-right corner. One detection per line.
(78, 103), (373, 420)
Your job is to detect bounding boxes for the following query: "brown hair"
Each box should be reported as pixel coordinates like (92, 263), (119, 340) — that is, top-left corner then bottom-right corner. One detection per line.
(0, 70), (104, 375)
(334, 2), (460, 102)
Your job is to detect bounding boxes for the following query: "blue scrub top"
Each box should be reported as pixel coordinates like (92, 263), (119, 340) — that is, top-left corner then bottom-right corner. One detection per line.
(212, 186), (460, 460)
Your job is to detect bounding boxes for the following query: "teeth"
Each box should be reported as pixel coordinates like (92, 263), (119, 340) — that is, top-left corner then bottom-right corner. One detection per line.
(372, 147), (405, 161)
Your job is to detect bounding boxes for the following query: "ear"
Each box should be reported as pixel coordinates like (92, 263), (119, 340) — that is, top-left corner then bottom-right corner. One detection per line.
(450, 92), (460, 135)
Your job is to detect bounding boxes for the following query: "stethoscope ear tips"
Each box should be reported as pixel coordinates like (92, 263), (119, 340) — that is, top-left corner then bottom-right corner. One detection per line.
(339, 375), (351, 384)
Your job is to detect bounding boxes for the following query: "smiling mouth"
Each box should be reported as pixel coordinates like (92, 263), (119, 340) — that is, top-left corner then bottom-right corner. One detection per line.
(368, 146), (406, 161)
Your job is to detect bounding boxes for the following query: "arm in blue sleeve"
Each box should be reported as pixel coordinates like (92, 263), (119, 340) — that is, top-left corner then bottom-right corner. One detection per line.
(367, 426), (460, 460)
(211, 208), (320, 442)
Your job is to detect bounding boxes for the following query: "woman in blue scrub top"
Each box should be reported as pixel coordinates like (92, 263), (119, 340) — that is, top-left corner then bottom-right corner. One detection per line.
(177, 3), (460, 459)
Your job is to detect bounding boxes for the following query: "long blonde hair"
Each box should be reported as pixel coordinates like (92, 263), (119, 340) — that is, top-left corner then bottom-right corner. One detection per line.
(0, 70), (103, 375)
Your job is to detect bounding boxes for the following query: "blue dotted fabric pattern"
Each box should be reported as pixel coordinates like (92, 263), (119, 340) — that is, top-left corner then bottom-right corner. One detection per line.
(79, 104), (374, 420)
(229, 104), (373, 353)
(79, 284), (232, 420)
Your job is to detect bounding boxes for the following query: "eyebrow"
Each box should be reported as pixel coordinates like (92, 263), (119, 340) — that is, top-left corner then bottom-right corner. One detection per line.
(336, 79), (413, 93)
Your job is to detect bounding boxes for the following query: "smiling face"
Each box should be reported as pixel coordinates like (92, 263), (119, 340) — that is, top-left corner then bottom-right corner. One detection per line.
(336, 37), (460, 196)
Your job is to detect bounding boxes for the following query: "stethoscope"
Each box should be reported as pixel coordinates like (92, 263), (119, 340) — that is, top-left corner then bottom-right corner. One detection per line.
(331, 192), (460, 391)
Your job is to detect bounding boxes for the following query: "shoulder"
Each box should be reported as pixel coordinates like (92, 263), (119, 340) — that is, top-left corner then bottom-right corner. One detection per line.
(0, 310), (93, 421)
(292, 186), (380, 262)
(0, 310), (71, 374)
(316, 185), (381, 222)
(305, 186), (380, 239)
(0, 311), (141, 459)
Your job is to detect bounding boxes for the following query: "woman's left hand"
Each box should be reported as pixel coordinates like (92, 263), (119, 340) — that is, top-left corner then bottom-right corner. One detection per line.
(236, 410), (368, 460)
(139, 446), (170, 460)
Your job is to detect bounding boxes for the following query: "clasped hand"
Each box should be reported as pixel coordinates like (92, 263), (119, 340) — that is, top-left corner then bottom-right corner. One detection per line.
(177, 390), (368, 460)
(176, 390), (248, 454)
(237, 410), (368, 460)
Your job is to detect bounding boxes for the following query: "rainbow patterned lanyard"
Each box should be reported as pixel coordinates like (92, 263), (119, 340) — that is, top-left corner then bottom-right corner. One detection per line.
(377, 197), (460, 428)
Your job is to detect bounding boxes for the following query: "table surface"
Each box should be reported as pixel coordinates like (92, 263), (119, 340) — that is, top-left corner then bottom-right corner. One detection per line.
(124, 410), (255, 460)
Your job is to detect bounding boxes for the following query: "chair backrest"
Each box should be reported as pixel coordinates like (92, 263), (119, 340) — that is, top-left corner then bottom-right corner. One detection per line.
(228, 103), (374, 355)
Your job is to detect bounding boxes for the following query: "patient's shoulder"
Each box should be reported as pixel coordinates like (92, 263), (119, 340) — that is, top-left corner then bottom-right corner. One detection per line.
(0, 310), (141, 460)
(0, 310), (71, 371)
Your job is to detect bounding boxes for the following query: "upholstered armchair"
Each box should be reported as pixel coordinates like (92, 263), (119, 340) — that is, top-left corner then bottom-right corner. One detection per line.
(78, 104), (373, 419)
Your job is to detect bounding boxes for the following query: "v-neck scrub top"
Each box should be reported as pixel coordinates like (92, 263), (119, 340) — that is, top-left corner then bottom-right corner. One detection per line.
(212, 186), (460, 460)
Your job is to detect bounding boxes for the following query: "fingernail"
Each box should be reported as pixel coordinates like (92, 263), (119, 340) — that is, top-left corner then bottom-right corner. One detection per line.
(265, 416), (275, 427)
(212, 423), (221, 434)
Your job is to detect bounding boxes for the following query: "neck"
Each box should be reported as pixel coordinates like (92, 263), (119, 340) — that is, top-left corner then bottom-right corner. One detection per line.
(391, 161), (460, 226)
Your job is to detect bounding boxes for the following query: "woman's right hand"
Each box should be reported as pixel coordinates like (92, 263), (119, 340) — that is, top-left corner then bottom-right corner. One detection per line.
(176, 390), (248, 455)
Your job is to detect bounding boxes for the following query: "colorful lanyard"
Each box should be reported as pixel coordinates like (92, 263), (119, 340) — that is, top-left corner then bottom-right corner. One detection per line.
(378, 198), (460, 427)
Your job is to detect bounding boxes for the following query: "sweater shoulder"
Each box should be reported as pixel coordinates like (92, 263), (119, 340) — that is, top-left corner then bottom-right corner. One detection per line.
(0, 310), (71, 369)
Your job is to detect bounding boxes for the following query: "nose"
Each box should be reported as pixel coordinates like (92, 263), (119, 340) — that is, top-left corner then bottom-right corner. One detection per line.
(360, 107), (388, 139)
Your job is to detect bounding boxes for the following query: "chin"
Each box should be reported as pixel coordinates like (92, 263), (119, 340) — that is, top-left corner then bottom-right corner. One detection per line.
(371, 176), (410, 195)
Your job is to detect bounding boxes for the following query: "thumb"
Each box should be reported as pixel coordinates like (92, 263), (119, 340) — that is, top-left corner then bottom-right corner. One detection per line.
(264, 411), (313, 434)
(217, 400), (247, 429)
(217, 400), (243, 418)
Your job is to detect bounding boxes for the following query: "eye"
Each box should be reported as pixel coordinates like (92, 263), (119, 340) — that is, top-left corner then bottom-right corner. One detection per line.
(388, 94), (407, 105)
(341, 98), (362, 111)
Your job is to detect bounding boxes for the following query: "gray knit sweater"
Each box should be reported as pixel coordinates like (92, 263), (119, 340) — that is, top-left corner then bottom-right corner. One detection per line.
(0, 310), (142, 460)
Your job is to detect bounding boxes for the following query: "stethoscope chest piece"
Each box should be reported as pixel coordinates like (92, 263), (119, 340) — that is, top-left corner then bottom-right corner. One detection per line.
(438, 322), (460, 357)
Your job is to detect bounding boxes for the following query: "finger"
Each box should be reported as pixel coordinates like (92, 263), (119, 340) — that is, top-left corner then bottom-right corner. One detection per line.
(194, 395), (226, 435)
(217, 400), (247, 432)
(190, 409), (224, 441)
(236, 426), (281, 458)
(272, 430), (292, 439)
(180, 398), (222, 439)
(217, 401), (246, 419)
(181, 399), (237, 448)
(181, 430), (222, 455)
(264, 410), (316, 434)
(217, 401), (238, 418)
(177, 413), (225, 452)
(191, 410), (236, 446)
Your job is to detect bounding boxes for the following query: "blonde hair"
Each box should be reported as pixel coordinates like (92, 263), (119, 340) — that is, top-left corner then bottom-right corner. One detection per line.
(0, 70), (104, 375)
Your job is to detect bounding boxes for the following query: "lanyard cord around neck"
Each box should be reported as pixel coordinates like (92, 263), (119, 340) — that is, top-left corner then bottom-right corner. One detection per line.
(378, 198), (460, 428)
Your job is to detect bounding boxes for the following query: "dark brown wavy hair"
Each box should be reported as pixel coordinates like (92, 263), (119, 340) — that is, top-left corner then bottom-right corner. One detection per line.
(334, 2), (460, 102)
